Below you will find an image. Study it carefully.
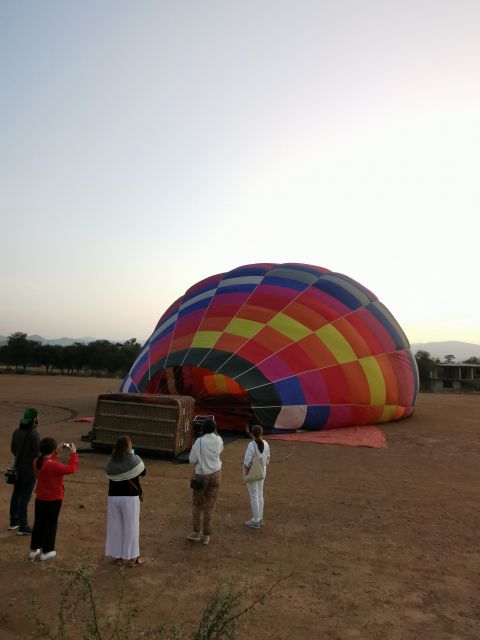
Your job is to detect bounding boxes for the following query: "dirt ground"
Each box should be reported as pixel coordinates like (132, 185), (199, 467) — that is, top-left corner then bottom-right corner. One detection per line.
(0, 374), (479, 640)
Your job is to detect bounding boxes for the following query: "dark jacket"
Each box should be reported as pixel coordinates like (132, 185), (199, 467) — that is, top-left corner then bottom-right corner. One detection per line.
(108, 470), (146, 497)
(11, 424), (40, 470)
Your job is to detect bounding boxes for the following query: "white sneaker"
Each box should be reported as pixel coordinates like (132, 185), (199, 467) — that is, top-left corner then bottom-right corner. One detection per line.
(187, 531), (202, 542)
(203, 534), (210, 545)
(246, 521), (261, 529)
(29, 549), (41, 562)
(40, 551), (57, 561)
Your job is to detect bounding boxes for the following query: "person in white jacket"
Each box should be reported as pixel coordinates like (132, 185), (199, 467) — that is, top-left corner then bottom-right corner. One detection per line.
(187, 418), (223, 545)
(243, 425), (270, 529)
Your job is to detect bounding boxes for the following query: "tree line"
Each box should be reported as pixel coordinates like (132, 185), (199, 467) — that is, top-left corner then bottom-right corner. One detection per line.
(3, 332), (479, 386)
(0, 332), (142, 377)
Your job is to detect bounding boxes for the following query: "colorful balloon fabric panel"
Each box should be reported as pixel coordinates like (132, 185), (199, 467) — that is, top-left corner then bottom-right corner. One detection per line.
(121, 263), (418, 431)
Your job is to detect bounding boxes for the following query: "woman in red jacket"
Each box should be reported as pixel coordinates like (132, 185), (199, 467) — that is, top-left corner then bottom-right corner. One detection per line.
(29, 437), (79, 562)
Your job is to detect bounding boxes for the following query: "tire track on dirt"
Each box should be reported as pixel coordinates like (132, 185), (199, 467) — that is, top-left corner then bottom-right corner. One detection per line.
(0, 400), (78, 426)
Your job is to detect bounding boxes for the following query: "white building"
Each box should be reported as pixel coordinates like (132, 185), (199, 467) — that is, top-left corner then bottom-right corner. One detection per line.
(428, 363), (480, 392)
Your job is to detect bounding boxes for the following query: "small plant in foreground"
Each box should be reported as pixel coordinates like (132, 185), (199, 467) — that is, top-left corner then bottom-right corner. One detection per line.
(34, 556), (290, 640)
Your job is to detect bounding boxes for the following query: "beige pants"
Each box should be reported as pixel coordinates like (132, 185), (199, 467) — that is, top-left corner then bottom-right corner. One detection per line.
(192, 470), (221, 535)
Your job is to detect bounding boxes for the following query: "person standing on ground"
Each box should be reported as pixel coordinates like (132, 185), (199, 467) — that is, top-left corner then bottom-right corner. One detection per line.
(29, 438), (79, 561)
(243, 425), (270, 529)
(9, 407), (41, 535)
(188, 417), (223, 546)
(105, 436), (145, 566)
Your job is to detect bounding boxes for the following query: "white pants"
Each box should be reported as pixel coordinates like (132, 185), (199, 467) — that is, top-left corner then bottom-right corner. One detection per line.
(105, 496), (140, 561)
(247, 479), (265, 523)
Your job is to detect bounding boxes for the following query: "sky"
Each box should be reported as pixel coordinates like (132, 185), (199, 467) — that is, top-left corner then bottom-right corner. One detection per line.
(1, 1), (479, 345)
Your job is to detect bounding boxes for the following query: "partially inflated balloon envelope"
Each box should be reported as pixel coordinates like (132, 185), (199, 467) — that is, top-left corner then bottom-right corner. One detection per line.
(121, 263), (418, 431)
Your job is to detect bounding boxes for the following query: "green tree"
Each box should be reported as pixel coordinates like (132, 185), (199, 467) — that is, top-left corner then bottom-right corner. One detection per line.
(415, 350), (434, 391)
(7, 332), (37, 371)
(51, 345), (65, 374)
(0, 343), (13, 367)
(444, 354), (455, 364)
(63, 342), (88, 374)
(85, 340), (121, 375)
(119, 338), (142, 375)
(33, 344), (57, 374)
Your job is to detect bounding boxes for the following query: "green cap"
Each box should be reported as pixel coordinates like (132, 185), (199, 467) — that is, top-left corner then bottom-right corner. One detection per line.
(20, 407), (38, 425)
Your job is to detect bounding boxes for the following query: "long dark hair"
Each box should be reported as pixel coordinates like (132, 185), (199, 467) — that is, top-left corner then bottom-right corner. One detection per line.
(37, 437), (57, 470)
(252, 425), (264, 454)
(112, 435), (131, 462)
(202, 418), (217, 435)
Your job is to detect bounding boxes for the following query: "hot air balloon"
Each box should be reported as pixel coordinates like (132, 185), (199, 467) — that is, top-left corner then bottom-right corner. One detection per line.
(121, 263), (418, 431)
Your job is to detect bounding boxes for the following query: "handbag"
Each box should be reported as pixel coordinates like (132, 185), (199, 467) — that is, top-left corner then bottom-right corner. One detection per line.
(4, 427), (32, 485)
(190, 475), (204, 491)
(244, 443), (266, 483)
(4, 467), (17, 485)
(190, 439), (205, 491)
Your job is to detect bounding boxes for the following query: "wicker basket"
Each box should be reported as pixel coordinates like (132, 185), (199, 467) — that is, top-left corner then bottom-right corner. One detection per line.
(91, 393), (194, 457)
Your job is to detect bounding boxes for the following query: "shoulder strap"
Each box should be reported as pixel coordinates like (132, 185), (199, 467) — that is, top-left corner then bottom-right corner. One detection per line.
(198, 438), (203, 474)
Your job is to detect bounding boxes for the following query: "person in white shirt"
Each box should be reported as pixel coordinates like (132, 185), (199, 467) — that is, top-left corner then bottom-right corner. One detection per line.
(243, 425), (270, 529)
(187, 418), (223, 545)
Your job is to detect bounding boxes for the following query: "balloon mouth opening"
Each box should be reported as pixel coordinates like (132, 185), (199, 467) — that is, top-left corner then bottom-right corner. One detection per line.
(145, 365), (254, 431)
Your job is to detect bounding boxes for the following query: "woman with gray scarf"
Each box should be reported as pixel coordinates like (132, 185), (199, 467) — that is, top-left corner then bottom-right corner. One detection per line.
(105, 436), (145, 566)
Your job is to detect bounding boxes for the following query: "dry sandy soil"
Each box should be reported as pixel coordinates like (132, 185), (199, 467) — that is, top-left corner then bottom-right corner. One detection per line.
(0, 374), (479, 640)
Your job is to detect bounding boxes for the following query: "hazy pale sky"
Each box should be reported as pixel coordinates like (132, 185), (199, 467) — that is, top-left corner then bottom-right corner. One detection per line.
(1, 1), (479, 344)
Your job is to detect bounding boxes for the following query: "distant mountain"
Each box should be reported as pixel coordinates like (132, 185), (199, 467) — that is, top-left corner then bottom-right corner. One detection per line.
(28, 335), (99, 346)
(0, 334), (98, 346)
(410, 341), (480, 362)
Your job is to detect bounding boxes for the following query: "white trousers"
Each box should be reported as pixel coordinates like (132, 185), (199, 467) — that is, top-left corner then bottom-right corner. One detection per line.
(247, 479), (265, 523)
(105, 496), (140, 561)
